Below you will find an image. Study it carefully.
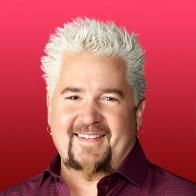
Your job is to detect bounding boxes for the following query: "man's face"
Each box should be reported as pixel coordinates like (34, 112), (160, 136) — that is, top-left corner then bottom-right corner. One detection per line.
(47, 53), (145, 179)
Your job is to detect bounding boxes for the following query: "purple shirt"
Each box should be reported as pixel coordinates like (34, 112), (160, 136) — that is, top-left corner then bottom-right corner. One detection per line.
(1, 141), (196, 195)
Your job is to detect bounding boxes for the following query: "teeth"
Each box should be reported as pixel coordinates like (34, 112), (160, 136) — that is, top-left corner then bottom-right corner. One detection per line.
(77, 134), (104, 139)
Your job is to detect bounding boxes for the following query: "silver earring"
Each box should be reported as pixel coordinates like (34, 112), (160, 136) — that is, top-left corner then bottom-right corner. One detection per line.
(47, 126), (52, 135)
(137, 126), (144, 139)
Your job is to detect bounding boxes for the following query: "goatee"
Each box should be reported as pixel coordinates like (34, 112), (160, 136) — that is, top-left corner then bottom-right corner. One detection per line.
(64, 124), (112, 180)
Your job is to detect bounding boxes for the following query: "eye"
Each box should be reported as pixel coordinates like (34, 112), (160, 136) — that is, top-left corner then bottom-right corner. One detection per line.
(102, 96), (119, 102)
(65, 95), (80, 100)
(106, 97), (116, 101)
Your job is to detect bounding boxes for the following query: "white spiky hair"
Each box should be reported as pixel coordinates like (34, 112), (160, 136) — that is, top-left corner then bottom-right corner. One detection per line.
(41, 17), (146, 105)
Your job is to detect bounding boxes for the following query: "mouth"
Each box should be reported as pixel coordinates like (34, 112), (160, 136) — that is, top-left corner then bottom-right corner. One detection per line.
(73, 133), (106, 143)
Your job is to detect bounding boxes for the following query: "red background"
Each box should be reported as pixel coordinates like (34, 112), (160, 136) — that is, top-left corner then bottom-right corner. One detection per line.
(0, 0), (196, 190)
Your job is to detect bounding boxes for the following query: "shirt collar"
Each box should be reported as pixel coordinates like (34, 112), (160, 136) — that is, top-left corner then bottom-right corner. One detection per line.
(39, 154), (61, 186)
(40, 139), (149, 187)
(117, 139), (149, 187)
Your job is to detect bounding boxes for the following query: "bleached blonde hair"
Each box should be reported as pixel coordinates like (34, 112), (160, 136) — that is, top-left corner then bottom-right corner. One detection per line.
(41, 17), (146, 105)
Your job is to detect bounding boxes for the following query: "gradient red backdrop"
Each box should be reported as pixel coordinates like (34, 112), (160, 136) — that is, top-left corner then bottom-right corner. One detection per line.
(0, 0), (196, 190)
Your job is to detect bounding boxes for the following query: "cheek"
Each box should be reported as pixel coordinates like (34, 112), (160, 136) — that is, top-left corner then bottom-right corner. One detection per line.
(107, 109), (136, 143)
(108, 108), (136, 129)
(50, 104), (77, 133)
(50, 108), (78, 159)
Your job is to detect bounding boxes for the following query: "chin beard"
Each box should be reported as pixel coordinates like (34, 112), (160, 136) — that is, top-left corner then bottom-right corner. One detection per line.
(64, 135), (112, 181)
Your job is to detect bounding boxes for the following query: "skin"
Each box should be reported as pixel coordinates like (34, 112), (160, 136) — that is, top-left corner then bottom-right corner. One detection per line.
(47, 52), (146, 196)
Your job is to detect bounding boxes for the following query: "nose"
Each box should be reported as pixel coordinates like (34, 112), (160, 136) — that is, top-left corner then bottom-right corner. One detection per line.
(78, 100), (103, 125)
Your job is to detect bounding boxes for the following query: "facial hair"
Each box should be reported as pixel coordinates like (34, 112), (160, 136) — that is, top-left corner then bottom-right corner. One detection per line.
(64, 123), (112, 180)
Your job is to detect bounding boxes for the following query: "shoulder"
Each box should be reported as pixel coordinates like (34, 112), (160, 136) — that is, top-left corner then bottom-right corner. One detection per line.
(0, 173), (43, 196)
(146, 162), (196, 194)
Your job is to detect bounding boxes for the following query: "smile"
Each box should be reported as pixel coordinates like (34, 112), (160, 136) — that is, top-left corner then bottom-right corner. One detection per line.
(73, 133), (106, 142)
(77, 133), (105, 139)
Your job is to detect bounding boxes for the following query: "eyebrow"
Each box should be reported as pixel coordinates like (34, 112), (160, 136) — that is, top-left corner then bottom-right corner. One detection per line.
(60, 87), (82, 95)
(60, 87), (124, 98)
(99, 88), (124, 98)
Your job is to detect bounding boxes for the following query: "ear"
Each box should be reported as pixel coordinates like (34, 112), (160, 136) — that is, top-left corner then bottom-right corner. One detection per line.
(136, 98), (146, 130)
(47, 94), (52, 126)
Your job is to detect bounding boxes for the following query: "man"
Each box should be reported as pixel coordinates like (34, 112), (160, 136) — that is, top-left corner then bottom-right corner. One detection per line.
(1, 17), (195, 196)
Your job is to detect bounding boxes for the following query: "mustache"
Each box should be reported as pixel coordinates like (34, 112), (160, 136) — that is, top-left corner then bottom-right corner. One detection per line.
(71, 123), (110, 134)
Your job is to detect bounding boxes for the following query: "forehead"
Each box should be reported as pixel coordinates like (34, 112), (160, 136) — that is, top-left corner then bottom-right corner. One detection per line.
(56, 52), (129, 91)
